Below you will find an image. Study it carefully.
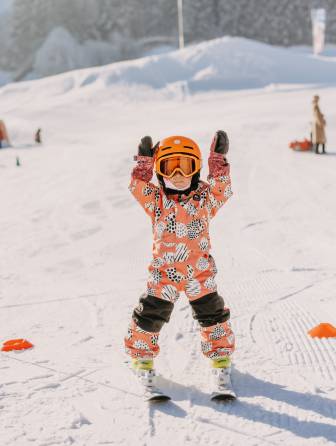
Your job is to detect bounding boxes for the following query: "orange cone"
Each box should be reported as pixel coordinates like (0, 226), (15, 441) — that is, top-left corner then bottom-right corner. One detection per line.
(308, 323), (336, 338)
(1, 339), (34, 352)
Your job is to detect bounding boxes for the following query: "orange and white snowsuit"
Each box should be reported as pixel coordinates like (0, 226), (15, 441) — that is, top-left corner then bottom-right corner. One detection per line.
(124, 152), (235, 361)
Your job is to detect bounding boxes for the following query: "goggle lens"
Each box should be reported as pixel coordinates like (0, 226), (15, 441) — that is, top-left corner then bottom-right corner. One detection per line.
(160, 156), (196, 177)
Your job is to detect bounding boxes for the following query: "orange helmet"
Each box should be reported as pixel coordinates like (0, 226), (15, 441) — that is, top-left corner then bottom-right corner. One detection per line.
(155, 136), (202, 178)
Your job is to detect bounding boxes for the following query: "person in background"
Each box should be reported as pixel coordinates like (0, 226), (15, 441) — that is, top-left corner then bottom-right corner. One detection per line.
(312, 95), (326, 154)
(35, 128), (42, 144)
(0, 120), (11, 149)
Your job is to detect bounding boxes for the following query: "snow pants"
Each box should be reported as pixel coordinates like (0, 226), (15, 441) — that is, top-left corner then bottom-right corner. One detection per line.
(124, 291), (235, 361)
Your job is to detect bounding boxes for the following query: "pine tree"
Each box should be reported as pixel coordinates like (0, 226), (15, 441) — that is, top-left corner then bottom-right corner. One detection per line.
(183, 0), (220, 43)
(10, 0), (35, 65)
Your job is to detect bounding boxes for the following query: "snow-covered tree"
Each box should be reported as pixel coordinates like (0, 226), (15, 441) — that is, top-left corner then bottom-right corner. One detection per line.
(183, 0), (224, 43)
(2, 0), (336, 74)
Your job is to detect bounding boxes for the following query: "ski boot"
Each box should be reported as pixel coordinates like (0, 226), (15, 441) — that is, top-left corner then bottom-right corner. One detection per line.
(210, 357), (236, 401)
(132, 359), (170, 402)
(132, 358), (156, 387)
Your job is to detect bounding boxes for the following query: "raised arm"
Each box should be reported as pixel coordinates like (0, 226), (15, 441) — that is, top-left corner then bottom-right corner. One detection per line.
(129, 136), (160, 218)
(206, 130), (233, 218)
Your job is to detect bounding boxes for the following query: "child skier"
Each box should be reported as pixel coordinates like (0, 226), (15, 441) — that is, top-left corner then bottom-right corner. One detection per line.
(125, 131), (235, 398)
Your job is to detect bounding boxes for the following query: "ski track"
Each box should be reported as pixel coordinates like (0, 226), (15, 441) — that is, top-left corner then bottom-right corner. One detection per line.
(1, 81), (336, 445)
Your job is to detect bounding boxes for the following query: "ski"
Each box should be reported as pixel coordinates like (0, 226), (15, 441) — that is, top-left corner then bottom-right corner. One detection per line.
(210, 387), (236, 402)
(143, 387), (171, 402)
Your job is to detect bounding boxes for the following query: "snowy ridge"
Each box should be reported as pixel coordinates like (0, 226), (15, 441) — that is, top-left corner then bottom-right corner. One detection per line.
(0, 39), (336, 445)
(2, 36), (336, 94)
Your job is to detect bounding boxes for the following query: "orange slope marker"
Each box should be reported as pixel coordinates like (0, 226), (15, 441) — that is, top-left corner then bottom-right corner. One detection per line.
(308, 323), (336, 338)
(1, 339), (34, 352)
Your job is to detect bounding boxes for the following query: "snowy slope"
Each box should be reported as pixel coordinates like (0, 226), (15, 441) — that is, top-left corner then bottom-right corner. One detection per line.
(1, 40), (336, 445)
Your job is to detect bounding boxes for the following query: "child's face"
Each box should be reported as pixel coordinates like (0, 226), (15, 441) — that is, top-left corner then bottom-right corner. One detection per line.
(169, 172), (192, 189)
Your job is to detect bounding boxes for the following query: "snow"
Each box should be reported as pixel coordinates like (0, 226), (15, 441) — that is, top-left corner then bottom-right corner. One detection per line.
(0, 36), (336, 445)
(31, 36), (336, 91)
(141, 44), (177, 58)
(2, 34), (336, 90)
(290, 44), (336, 57)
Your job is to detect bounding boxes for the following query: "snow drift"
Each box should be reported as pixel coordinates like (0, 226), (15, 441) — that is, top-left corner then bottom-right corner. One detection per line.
(96, 37), (336, 91)
(2, 36), (336, 94)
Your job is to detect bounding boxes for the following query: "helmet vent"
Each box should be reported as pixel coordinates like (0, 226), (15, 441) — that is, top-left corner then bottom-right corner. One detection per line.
(183, 146), (194, 150)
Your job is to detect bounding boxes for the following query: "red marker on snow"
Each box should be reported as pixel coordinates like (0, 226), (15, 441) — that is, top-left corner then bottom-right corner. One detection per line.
(1, 339), (34, 352)
(308, 323), (336, 338)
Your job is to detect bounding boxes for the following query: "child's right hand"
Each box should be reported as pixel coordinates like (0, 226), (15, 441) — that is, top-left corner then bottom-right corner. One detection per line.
(138, 136), (159, 158)
(210, 130), (229, 156)
(132, 136), (157, 181)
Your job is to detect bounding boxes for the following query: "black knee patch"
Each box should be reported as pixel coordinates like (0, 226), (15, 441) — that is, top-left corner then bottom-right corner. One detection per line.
(190, 292), (230, 327)
(132, 294), (174, 332)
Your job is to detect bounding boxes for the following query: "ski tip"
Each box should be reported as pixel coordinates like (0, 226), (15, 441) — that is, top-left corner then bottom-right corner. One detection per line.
(147, 394), (171, 403)
(211, 393), (236, 402)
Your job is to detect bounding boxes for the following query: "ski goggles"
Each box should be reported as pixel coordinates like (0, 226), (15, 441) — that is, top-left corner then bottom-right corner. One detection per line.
(156, 154), (201, 178)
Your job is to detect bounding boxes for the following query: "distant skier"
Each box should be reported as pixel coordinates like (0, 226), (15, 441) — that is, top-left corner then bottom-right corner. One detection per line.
(312, 95), (326, 154)
(0, 120), (11, 149)
(125, 131), (235, 399)
(35, 128), (42, 144)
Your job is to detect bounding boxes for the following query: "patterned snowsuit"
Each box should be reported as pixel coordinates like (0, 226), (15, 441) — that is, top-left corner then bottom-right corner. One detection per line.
(124, 152), (235, 361)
